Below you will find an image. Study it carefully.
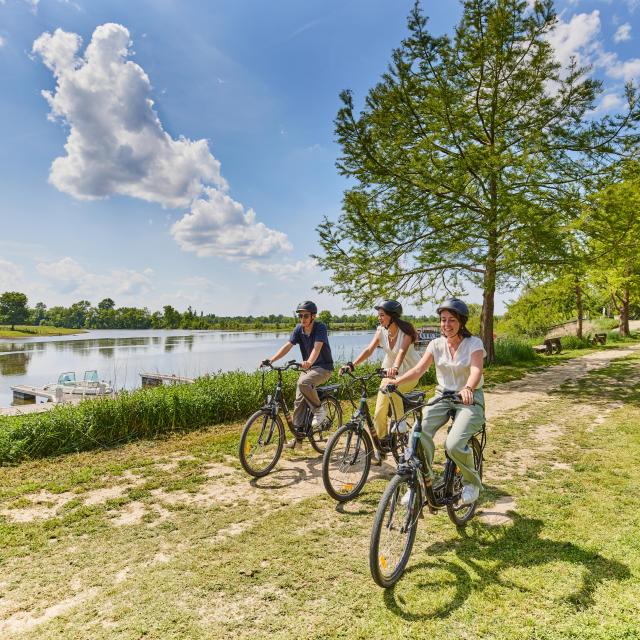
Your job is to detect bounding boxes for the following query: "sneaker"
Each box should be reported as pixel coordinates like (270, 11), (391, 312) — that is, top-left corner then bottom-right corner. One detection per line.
(400, 489), (412, 506)
(284, 438), (303, 450)
(460, 484), (480, 505)
(372, 449), (384, 466)
(311, 405), (327, 427)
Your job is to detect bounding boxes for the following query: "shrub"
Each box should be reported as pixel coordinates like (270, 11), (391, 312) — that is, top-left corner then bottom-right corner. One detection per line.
(492, 338), (537, 364)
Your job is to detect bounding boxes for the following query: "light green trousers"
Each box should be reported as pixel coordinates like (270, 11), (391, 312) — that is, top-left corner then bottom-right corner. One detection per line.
(416, 389), (485, 490)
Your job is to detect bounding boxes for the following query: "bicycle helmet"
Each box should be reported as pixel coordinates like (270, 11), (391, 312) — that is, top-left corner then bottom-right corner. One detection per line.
(374, 300), (403, 318)
(295, 300), (318, 315)
(436, 298), (469, 321)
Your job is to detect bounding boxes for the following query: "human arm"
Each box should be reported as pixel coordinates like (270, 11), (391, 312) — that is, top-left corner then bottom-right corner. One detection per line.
(341, 332), (380, 374)
(391, 348), (434, 387)
(460, 349), (483, 405)
(263, 341), (294, 366)
(386, 333), (412, 378)
(302, 341), (324, 370)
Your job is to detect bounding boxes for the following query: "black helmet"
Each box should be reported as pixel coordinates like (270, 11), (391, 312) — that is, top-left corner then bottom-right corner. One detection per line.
(374, 300), (403, 318)
(295, 300), (317, 315)
(436, 298), (469, 321)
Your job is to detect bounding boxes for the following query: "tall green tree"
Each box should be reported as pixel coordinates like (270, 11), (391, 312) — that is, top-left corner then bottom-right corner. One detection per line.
(0, 291), (29, 330)
(581, 162), (640, 337)
(316, 0), (640, 361)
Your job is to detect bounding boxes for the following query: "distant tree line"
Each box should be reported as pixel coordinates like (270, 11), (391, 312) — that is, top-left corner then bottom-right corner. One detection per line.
(0, 293), (436, 332)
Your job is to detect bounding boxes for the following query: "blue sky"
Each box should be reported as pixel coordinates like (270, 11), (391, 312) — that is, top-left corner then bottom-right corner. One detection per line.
(0, 0), (639, 316)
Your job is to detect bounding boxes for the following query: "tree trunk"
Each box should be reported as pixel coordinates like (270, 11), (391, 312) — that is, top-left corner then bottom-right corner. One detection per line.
(480, 239), (497, 363)
(575, 281), (583, 340)
(620, 285), (630, 337)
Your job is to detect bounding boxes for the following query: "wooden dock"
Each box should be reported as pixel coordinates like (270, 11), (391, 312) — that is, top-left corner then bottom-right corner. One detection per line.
(10, 385), (58, 402)
(140, 373), (195, 387)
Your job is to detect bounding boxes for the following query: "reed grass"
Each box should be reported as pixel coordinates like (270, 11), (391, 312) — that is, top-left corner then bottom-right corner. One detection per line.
(492, 337), (537, 364)
(0, 363), (387, 464)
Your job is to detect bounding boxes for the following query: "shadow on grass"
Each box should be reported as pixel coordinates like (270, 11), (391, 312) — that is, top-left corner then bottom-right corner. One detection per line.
(550, 358), (640, 409)
(383, 512), (631, 621)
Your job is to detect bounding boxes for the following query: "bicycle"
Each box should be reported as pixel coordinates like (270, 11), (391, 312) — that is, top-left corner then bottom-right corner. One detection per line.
(238, 360), (342, 478)
(369, 389), (486, 588)
(321, 369), (424, 502)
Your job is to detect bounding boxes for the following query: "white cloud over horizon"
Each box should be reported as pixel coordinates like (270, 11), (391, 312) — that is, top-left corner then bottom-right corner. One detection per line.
(0, 259), (24, 290)
(36, 256), (154, 300)
(170, 188), (292, 259)
(33, 24), (226, 209)
(244, 259), (316, 281)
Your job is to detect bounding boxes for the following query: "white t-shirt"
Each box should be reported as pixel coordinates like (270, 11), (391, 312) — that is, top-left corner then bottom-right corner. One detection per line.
(377, 326), (420, 374)
(426, 336), (486, 391)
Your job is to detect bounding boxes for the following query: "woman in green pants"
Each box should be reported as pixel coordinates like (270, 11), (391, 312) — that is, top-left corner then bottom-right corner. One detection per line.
(391, 298), (486, 505)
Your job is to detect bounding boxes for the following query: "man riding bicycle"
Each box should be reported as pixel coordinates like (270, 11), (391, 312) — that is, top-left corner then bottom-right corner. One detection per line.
(261, 301), (334, 449)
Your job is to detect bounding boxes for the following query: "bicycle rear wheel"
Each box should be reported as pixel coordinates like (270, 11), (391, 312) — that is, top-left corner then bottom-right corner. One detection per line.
(239, 410), (285, 478)
(322, 424), (372, 502)
(446, 436), (483, 526)
(309, 396), (342, 454)
(370, 473), (421, 588)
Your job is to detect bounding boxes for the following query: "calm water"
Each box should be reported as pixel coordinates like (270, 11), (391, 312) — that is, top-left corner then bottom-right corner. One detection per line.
(0, 329), (379, 407)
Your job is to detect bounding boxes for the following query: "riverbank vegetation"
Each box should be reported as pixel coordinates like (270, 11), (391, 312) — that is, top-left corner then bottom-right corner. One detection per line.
(2, 336), (638, 465)
(0, 325), (83, 340)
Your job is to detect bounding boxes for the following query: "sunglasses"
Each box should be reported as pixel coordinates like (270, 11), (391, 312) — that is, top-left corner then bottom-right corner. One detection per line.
(297, 313), (312, 319)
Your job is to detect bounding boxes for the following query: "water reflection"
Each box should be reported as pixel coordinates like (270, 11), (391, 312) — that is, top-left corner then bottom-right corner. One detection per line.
(0, 352), (31, 376)
(0, 329), (377, 407)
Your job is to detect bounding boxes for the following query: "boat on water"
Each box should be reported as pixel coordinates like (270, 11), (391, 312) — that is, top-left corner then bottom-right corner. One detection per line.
(415, 326), (440, 351)
(44, 370), (113, 396)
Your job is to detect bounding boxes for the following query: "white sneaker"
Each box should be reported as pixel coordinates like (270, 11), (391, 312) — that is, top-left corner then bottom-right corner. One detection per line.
(400, 490), (411, 506)
(311, 405), (327, 427)
(460, 484), (480, 505)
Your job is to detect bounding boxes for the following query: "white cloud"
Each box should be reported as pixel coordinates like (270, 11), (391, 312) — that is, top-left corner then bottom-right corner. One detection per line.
(625, 0), (640, 12)
(614, 23), (632, 43)
(546, 11), (601, 69)
(608, 58), (640, 81)
(171, 187), (292, 259)
(36, 257), (154, 299)
(589, 92), (626, 114)
(0, 259), (24, 290)
(244, 259), (316, 281)
(0, 36), (6, 48)
(32, 24), (226, 208)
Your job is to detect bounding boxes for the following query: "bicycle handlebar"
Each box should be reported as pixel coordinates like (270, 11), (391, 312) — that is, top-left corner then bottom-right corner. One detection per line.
(341, 368), (387, 383)
(260, 359), (302, 372)
(383, 386), (466, 406)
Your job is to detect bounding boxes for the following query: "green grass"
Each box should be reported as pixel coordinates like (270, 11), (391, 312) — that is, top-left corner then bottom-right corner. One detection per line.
(0, 356), (639, 638)
(0, 325), (84, 339)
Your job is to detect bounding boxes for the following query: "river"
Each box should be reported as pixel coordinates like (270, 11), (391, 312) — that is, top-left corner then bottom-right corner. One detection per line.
(0, 329), (379, 407)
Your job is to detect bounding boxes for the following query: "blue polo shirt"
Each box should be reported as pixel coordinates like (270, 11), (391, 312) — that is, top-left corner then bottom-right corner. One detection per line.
(289, 321), (333, 371)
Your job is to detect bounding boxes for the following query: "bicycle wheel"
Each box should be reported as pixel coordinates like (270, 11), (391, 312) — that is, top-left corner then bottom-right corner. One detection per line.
(308, 396), (342, 454)
(322, 423), (372, 502)
(446, 436), (483, 526)
(239, 410), (285, 478)
(370, 473), (421, 588)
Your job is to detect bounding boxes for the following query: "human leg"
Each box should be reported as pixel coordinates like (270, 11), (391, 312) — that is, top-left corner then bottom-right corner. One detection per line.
(416, 398), (450, 482)
(292, 368), (332, 428)
(445, 391), (485, 492)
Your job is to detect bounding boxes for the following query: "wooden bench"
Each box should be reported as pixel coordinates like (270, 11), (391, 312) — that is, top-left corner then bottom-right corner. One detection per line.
(592, 333), (607, 346)
(533, 338), (562, 355)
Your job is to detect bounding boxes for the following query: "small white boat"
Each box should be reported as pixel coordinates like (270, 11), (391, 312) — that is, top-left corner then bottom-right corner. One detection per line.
(44, 370), (113, 396)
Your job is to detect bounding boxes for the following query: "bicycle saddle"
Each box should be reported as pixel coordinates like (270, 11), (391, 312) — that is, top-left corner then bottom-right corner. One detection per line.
(317, 384), (340, 398)
(402, 391), (426, 408)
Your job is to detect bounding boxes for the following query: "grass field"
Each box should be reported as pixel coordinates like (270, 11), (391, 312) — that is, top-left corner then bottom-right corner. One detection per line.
(0, 351), (638, 638)
(0, 326), (83, 339)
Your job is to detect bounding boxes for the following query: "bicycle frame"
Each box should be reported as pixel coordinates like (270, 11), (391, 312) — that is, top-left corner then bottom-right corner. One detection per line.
(260, 361), (300, 436)
(390, 389), (485, 512)
(342, 369), (386, 451)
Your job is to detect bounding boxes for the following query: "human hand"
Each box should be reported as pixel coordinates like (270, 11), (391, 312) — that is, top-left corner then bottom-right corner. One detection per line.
(260, 359), (271, 368)
(387, 366), (398, 379)
(460, 386), (474, 405)
(301, 360), (311, 370)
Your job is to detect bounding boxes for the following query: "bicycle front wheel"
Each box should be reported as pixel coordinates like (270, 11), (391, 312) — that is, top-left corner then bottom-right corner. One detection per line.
(239, 410), (285, 478)
(322, 424), (372, 502)
(309, 396), (342, 454)
(370, 473), (421, 588)
(446, 436), (483, 526)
